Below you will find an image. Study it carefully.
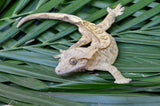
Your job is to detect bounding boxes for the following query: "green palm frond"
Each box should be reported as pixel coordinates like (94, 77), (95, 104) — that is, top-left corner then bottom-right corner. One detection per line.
(0, 0), (160, 105)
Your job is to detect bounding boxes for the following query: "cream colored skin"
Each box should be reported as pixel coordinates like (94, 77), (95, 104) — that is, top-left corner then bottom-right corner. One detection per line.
(17, 4), (131, 84)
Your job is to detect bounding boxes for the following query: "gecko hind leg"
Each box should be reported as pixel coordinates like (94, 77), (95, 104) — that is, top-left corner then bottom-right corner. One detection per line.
(97, 4), (125, 31)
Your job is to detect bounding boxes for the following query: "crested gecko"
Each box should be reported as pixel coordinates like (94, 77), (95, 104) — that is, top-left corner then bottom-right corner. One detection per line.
(17, 4), (131, 84)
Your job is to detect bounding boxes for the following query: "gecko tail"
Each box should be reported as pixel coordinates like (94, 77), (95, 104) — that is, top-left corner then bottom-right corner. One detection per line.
(16, 13), (83, 27)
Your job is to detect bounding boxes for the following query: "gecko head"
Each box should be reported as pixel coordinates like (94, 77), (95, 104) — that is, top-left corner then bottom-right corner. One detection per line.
(53, 47), (97, 75)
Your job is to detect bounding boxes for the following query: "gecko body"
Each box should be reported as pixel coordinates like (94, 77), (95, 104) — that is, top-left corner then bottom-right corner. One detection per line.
(17, 4), (131, 84)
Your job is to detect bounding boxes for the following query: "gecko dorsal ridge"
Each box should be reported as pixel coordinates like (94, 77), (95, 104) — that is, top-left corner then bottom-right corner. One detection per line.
(81, 20), (111, 49)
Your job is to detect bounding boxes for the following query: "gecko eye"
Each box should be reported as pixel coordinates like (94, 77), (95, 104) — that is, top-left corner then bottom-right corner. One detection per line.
(69, 58), (78, 65)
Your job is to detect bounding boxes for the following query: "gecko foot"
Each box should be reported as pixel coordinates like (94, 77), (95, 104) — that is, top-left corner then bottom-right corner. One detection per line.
(107, 4), (125, 16)
(114, 78), (132, 84)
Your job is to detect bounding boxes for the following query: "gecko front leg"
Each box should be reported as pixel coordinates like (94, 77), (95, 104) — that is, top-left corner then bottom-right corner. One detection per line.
(97, 4), (125, 31)
(89, 63), (131, 84)
(70, 35), (91, 48)
(70, 27), (92, 48)
(108, 65), (131, 84)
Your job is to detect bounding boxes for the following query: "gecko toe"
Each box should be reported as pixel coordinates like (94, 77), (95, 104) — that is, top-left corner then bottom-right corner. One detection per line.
(114, 78), (132, 84)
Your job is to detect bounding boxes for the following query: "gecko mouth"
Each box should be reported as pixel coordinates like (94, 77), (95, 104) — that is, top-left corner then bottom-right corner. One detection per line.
(55, 65), (85, 76)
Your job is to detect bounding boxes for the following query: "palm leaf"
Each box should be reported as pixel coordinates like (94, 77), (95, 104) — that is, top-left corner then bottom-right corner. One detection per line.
(0, 0), (160, 105)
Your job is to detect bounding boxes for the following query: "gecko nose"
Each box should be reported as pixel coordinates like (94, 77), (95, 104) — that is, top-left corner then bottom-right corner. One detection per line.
(55, 67), (61, 74)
